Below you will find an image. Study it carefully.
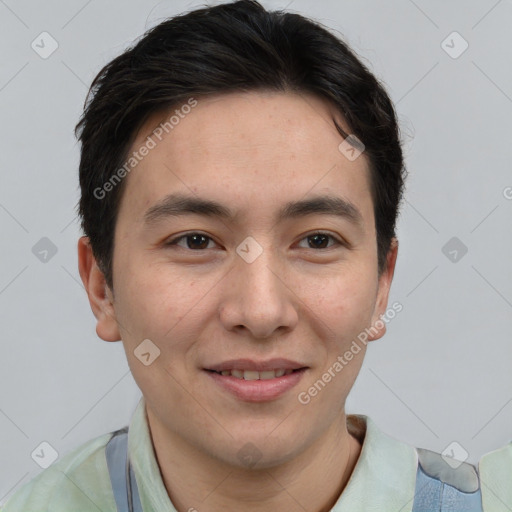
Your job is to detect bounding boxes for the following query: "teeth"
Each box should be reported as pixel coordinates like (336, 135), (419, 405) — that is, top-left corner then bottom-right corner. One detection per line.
(216, 369), (296, 380)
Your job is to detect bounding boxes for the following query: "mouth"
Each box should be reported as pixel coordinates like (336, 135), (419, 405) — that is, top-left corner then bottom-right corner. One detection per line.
(203, 359), (308, 402)
(206, 368), (302, 380)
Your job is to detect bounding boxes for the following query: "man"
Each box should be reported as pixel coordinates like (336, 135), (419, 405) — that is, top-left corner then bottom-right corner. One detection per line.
(2, 1), (489, 510)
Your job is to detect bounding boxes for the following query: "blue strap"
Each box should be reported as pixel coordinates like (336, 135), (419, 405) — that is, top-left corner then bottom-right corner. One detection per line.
(412, 449), (483, 511)
(105, 428), (143, 512)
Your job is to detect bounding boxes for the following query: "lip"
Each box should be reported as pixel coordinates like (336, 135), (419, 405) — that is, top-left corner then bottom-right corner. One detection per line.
(206, 358), (306, 372)
(204, 359), (308, 403)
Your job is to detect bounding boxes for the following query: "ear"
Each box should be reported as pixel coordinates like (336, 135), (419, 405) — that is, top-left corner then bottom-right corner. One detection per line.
(77, 236), (121, 342)
(367, 237), (399, 342)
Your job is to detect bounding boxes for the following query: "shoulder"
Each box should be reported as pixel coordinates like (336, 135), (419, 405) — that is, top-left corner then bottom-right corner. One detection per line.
(2, 431), (118, 512)
(479, 442), (512, 511)
(479, 441), (512, 469)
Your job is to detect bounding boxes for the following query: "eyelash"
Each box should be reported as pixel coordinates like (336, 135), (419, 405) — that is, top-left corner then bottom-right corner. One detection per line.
(165, 231), (344, 250)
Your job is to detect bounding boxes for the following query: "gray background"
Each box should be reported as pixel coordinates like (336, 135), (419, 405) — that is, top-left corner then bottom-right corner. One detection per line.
(1, 0), (511, 503)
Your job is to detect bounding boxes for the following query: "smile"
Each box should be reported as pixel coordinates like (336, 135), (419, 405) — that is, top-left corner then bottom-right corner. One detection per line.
(210, 368), (296, 380)
(204, 360), (308, 402)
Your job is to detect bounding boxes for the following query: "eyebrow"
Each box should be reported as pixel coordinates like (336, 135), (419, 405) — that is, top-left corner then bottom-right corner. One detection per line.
(142, 192), (364, 228)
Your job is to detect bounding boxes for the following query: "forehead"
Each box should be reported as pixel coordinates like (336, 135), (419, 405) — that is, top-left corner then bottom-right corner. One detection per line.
(116, 90), (374, 230)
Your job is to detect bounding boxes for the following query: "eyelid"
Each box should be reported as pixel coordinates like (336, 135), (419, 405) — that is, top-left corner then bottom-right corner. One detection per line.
(298, 231), (345, 248)
(165, 231), (218, 249)
(165, 230), (346, 249)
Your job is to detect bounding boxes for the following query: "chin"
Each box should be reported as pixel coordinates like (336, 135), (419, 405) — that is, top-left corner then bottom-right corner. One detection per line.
(221, 431), (305, 470)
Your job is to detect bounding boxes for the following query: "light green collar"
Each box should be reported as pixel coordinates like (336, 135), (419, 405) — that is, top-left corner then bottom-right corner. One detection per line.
(128, 396), (418, 511)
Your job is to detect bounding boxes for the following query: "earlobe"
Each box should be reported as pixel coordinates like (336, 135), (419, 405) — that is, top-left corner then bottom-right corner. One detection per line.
(77, 236), (121, 342)
(367, 238), (399, 342)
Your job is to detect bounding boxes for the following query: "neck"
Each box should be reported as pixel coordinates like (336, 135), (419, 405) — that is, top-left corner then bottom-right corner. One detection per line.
(146, 409), (363, 512)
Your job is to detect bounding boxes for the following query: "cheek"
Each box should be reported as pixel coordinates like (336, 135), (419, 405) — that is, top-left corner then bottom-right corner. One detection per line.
(115, 264), (207, 398)
(117, 255), (178, 319)
(114, 257), (219, 354)
(305, 268), (378, 341)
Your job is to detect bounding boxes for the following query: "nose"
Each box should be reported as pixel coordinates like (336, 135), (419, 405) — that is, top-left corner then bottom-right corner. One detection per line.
(218, 243), (299, 339)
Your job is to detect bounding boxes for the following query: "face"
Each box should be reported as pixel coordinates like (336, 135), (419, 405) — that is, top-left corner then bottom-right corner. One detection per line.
(79, 90), (397, 468)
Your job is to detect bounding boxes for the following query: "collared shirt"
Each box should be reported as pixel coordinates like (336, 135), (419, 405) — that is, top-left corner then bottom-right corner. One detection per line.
(2, 395), (422, 511)
(479, 442), (512, 511)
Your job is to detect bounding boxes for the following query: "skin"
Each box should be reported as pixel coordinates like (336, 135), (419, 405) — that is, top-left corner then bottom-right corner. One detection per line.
(78, 90), (398, 512)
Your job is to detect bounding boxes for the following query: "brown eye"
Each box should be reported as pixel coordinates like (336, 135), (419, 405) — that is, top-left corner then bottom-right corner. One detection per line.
(166, 232), (216, 250)
(298, 232), (342, 250)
